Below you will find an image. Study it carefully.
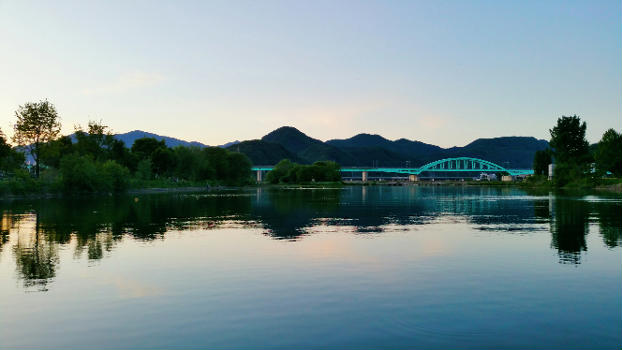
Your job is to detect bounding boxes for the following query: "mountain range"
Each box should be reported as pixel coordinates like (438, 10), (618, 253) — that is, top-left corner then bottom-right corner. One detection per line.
(113, 130), (210, 148)
(111, 126), (548, 168)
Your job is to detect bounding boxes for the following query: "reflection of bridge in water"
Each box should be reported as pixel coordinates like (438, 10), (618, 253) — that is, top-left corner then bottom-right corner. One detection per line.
(252, 157), (534, 181)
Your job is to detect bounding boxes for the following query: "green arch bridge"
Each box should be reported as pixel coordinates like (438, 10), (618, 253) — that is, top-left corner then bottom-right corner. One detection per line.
(252, 157), (534, 181)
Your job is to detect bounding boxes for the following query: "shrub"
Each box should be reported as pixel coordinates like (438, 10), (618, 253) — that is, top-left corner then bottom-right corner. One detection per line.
(59, 154), (99, 192)
(100, 160), (130, 192)
(265, 160), (341, 183)
(135, 159), (152, 180)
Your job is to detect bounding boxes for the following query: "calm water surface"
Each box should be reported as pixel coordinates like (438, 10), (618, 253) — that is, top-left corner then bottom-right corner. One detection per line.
(0, 186), (620, 349)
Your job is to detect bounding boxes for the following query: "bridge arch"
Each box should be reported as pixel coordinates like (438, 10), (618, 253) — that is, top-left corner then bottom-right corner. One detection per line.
(415, 157), (512, 175)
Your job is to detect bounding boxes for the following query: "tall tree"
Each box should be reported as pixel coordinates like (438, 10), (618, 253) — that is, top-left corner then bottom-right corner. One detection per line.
(74, 120), (115, 161)
(532, 149), (552, 176)
(549, 115), (590, 165)
(0, 128), (25, 173)
(595, 129), (622, 177)
(12, 100), (61, 177)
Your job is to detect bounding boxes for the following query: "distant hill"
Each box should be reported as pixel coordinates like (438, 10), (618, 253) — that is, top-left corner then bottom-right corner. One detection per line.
(297, 143), (352, 164)
(327, 133), (445, 166)
(82, 127), (548, 169)
(229, 140), (301, 165)
(238, 127), (548, 168)
(328, 133), (442, 156)
(261, 126), (323, 154)
(445, 137), (549, 169)
(219, 140), (240, 148)
(114, 130), (208, 148)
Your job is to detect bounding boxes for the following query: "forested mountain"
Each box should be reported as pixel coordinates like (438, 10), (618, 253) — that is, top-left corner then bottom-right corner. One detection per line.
(230, 140), (301, 165)
(444, 137), (550, 168)
(261, 126), (324, 153)
(113, 130), (208, 148)
(109, 127), (547, 168)
(232, 127), (548, 168)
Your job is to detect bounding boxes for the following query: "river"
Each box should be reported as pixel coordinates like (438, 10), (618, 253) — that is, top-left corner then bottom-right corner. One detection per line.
(0, 186), (620, 348)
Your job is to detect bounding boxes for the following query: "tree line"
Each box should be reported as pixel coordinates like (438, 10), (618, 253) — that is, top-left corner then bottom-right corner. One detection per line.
(0, 100), (252, 194)
(265, 159), (342, 184)
(532, 115), (621, 187)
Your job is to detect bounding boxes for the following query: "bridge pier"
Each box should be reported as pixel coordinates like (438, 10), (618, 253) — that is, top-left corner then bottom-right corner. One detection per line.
(256, 170), (263, 183)
(362, 171), (368, 182)
(409, 174), (418, 182)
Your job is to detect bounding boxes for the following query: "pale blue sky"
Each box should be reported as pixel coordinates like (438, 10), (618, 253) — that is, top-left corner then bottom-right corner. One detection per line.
(1, 0), (620, 147)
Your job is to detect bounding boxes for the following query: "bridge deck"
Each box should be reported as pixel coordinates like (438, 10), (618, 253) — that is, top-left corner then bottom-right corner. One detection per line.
(252, 166), (533, 176)
(251, 157), (534, 176)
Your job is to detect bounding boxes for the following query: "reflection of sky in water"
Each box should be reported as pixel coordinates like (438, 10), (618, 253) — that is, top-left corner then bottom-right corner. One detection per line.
(0, 186), (620, 348)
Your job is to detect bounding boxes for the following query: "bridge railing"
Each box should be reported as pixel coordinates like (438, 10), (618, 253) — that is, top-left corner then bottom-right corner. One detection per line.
(251, 157), (534, 176)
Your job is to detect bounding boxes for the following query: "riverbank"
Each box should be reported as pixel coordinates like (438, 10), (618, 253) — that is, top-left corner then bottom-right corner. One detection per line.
(0, 177), (244, 200)
(342, 178), (622, 194)
(3, 177), (621, 200)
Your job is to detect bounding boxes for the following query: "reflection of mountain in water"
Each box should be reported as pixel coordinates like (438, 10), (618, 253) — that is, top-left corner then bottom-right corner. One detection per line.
(1, 187), (620, 290)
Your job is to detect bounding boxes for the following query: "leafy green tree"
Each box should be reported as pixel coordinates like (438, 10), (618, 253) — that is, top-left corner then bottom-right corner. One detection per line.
(135, 159), (153, 180)
(549, 115), (591, 186)
(266, 159), (295, 184)
(0, 129), (25, 173)
(549, 115), (591, 165)
(595, 129), (622, 177)
(226, 152), (252, 184)
(40, 135), (73, 168)
(151, 147), (175, 176)
(533, 149), (552, 176)
(131, 138), (166, 159)
(203, 147), (229, 180)
(265, 159), (341, 183)
(312, 161), (341, 181)
(59, 155), (130, 193)
(59, 154), (99, 192)
(100, 160), (130, 192)
(110, 139), (135, 171)
(12, 100), (61, 177)
(174, 146), (205, 180)
(73, 120), (116, 161)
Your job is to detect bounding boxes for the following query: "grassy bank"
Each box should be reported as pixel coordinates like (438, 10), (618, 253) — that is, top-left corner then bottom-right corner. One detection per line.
(0, 176), (243, 198)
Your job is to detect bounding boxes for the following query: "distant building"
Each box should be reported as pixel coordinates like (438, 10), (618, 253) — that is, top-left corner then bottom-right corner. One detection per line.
(548, 164), (555, 180)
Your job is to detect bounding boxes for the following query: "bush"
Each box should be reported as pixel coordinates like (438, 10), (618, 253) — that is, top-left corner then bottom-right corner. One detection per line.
(266, 159), (294, 184)
(135, 159), (152, 180)
(101, 160), (130, 192)
(265, 160), (341, 184)
(60, 155), (130, 193)
(553, 162), (594, 188)
(60, 154), (99, 192)
(226, 152), (252, 185)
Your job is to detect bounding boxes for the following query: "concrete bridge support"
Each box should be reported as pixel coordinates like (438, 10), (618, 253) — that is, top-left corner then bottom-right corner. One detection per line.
(362, 171), (368, 182)
(409, 174), (418, 182)
(256, 170), (263, 183)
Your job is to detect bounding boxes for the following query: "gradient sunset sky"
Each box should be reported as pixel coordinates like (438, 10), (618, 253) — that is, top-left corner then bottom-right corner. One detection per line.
(1, 0), (620, 147)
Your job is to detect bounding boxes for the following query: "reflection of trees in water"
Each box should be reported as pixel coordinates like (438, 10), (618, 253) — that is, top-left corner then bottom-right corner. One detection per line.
(550, 198), (588, 264)
(0, 211), (15, 253)
(1, 188), (621, 289)
(594, 201), (622, 248)
(11, 213), (59, 292)
(548, 197), (622, 264)
(253, 188), (342, 239)
(0, 194), (254, 290)
(253, 186), (539, 238)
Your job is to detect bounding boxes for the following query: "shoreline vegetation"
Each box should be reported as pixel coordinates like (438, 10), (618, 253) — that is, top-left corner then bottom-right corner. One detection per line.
(1, 100), (621, 198)
(3, 178), (622, 201)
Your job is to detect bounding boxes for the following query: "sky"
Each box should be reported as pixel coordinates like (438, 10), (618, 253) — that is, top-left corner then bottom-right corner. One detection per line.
(0, 0), (620, 147)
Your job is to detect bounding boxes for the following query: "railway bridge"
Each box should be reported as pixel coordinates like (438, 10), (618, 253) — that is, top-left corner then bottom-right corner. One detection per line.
(251, 157), (534, 182)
